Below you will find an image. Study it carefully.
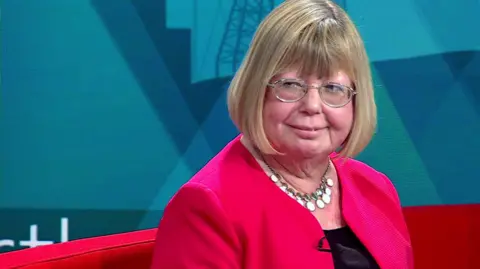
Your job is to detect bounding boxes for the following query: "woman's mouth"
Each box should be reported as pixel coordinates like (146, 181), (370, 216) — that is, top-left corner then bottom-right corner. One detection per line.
(288, 125), (325, 138)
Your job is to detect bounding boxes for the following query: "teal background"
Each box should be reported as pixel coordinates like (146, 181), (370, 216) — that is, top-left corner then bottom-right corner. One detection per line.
(1, 0), (479, 253)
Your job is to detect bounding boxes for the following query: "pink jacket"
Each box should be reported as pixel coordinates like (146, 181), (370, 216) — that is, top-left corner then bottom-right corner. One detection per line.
(151, 135), (413, 268)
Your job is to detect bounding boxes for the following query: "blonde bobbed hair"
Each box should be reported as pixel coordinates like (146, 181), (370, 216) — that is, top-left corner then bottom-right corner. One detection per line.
(227, 0), (376, 159)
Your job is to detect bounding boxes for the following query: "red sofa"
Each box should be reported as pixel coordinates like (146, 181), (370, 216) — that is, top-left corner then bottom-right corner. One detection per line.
(1, 204), (479, 269)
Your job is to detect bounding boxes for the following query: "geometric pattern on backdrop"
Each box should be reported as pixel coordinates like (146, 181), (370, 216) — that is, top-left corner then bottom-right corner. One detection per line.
(1, 0), (479, 253)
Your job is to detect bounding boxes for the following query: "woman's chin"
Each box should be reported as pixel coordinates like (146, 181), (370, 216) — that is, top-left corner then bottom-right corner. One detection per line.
(286, 140), (331, 159)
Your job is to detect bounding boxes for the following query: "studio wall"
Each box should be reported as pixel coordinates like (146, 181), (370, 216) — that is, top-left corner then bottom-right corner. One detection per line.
(1, 0), (479, 253)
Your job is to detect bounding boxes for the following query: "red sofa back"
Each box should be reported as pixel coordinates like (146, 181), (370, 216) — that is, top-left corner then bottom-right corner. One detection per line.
(1, 204), (479, 269)
(406, 204), (479, 269)
(0, 229), (157, 269)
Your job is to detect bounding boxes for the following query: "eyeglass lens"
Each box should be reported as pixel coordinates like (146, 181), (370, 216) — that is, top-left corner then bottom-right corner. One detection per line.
(273, 79), (353, 106)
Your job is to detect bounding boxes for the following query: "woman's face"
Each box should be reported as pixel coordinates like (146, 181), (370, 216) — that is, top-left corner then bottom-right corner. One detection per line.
(263, 70), (354, 159)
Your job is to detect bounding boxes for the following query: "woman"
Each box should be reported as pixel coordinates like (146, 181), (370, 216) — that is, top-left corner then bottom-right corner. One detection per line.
(150, 0), (413, 268)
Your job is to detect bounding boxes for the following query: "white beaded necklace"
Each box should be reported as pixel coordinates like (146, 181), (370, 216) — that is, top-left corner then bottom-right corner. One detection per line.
(258, 152), (334, 212)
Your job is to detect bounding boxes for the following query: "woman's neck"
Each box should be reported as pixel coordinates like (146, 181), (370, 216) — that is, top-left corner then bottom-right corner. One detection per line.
(265, 154), (330, 181)
(241, 136), (332, 193)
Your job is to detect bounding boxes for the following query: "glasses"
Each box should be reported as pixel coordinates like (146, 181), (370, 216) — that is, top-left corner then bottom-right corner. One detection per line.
(267, 78), (356, 108)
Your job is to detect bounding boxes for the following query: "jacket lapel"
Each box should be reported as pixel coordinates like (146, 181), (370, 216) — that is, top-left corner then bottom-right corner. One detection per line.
(333, 157), (412, 269)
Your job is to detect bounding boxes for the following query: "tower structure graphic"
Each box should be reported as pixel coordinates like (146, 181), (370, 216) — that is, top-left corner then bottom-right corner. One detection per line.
(216, 0), (275, 77)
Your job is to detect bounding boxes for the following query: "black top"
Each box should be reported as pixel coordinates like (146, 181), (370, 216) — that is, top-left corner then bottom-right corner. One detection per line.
(323, 226), (380, 269)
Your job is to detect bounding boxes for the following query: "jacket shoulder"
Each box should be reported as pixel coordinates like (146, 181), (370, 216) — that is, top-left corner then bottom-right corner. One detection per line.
(177, 136), (258, 217)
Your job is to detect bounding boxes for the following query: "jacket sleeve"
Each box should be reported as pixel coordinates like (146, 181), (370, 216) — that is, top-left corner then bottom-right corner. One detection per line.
(150, 182), (242, 269)
(379, 172), (415, 269)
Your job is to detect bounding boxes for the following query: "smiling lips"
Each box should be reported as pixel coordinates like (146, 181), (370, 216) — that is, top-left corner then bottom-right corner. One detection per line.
(289, 125), (324, 132)
(288, 124), (326, 138)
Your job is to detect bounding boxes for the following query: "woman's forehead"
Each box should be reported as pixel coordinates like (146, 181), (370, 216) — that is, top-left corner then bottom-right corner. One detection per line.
(272, 69), (352, 83)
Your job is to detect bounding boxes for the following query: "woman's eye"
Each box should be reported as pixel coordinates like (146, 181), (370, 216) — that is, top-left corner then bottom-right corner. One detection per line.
(281, 81), (303, 88)
(324, 84), (345, 93)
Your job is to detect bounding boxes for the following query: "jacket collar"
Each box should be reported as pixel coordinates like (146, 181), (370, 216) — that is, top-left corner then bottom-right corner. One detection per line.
(332, 156), (413, 269)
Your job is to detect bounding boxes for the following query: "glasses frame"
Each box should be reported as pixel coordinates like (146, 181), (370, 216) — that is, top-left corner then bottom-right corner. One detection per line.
(267, 78), (357, 108)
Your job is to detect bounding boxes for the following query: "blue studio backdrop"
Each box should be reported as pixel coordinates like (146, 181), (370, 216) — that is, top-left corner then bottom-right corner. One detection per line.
(1, 0), (479, 252)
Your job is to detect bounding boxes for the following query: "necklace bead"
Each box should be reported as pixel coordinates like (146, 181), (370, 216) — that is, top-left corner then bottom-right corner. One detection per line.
(270, 174), (280, 183)
(306, 201), (316, 212)
(316, 199), (325, 209)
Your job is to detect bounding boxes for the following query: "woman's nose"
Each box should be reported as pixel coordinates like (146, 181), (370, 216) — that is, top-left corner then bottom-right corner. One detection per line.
(300, 87), (322, 115)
